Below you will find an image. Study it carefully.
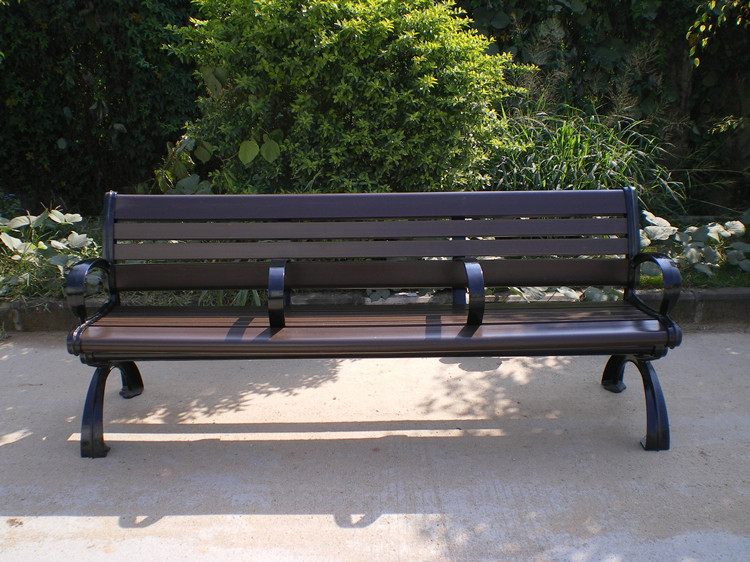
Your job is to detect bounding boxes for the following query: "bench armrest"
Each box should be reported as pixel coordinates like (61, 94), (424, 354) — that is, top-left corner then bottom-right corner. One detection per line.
(268, 259), (290, 328)
(66, 258), (115, 324)
(455, 258), (485, 326)
(627, 253), (682, 347)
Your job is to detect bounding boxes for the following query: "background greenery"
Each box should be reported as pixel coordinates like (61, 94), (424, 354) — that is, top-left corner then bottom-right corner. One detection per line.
(1, 0), (749, 301)
(0, 0), (198, 214)
(457, 0), (750, 214)
(165, 0), (526, 195)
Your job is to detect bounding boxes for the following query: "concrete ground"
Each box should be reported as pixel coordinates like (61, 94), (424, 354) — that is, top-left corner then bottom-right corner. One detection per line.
(1, 327), (749, 561)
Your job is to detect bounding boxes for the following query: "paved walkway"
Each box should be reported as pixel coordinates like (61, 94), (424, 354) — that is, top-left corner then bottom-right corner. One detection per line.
(1, 328), (749, 560)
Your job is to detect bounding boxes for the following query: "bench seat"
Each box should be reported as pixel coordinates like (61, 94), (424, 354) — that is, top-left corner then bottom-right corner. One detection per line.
(74, 302), (667, 360)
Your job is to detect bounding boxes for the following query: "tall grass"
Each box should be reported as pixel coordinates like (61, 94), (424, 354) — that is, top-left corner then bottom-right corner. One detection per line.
(492, 107), (686, 214)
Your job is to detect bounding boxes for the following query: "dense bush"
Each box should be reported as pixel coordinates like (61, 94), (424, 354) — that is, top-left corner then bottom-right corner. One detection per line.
(0, 208), (99, 302)
(457, 0), (697, 117)
(492, 107), (685, 213)
(0, 0), (197, 213)
(641, 209), (750, 278)
(457, 0), (750, 213)
(167, 0), (527, 194)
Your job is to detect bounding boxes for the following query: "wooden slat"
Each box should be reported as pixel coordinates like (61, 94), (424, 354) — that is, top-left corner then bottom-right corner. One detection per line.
(113, 258), (629, 291)
(114, 237), (628, 261)
(92, 302), (647, 329)
(113, 190), (626, 221)
(114, 217), (628, 241)
(481, 259), (629, 287)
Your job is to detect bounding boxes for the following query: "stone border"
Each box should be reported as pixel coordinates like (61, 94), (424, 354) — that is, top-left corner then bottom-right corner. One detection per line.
(2, 288), (749, 333)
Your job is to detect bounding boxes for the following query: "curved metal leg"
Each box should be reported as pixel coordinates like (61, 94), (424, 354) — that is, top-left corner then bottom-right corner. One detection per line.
(634, 358), (670, 451)
(601, 355), (670, 451)
(81, 365), (113, 458)
(116, 361), (144, 399)
(80, 362), (144, 458)
(601, 354), (627, 393)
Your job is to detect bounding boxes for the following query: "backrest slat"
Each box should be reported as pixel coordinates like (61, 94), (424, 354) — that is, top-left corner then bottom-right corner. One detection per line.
(113, 190), (625, 221)
(114, 259), (629, 291)
(114, 238), (629, 261)
(114, 217), (628, 241)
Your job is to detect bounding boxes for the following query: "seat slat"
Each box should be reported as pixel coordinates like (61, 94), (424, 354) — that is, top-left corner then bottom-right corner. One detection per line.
(91, 303), (648, 329)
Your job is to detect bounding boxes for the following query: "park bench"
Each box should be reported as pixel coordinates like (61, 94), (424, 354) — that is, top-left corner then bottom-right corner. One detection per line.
(66, 188), (682, 457)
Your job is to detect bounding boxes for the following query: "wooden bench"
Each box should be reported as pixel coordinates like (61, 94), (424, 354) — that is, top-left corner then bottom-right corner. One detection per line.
(66, 188), (682, 457)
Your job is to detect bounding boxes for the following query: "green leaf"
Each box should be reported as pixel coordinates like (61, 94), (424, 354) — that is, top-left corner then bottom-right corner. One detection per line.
(642, 211), (672, 227)
(8, 216), (31, 229)
(48, 209), (81, 225)
(1, 232), (23, 251)
(67, 232), (89, 249)
(491, 11), (510, 29)
(693, 263), (714, 276)
(57, 138), (68, 150)
(200, 66), (224, 98)
(268, 129), (284, 142)
(48, 209), (66, 223)
(724, 220), (745, 236)
(260, 138), (281, 163)
(640, 262), (662, 277)
(727, 250), (745, 265)
(707, 222), (729, 241)
(730, 242), (750, 252)
(688, 226), (710, 243)
(194, 145), (212, 164)
(173, 174), (201, 194)
(556, 286), (580, 301)
(582, 287), (609, 302)
(516, 286), (547, 301)
(703, 246), (721, 265)
(213, 67), (229, 87)
(30, 212), (47, 228)
(569, 0), (587, 14)
(195, 180), (213, 194)
(644, 225), (677, 241)
(684, 245), (703, 264)
(738, 260), (750, 272)
(47, 254), (70, 267)
(239, 140), (260, 166)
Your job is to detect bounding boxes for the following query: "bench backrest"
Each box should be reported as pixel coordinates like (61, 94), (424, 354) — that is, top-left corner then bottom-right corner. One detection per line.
(103, 188), (640, 293)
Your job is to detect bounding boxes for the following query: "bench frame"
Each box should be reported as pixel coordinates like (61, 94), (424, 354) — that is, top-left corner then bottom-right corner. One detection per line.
(66, 188), (681, 457)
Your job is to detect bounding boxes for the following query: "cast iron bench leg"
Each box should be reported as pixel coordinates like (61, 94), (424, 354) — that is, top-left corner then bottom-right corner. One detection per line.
(601, 354), (670, 451)
(117, 361), (145, 399)
(81, 362), (143, 458)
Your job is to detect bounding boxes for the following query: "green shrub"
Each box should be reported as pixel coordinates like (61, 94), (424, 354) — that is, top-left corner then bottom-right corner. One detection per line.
(0, 208), (99, 302)
(492, 107), (685, 214)
(168, 0), (527, 194)
(456, 0), (750, 215)
(0, 0), (197, 213)
(640, 209), (750, 278)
